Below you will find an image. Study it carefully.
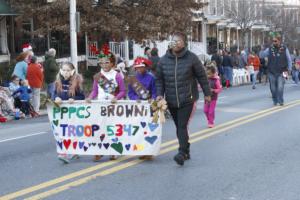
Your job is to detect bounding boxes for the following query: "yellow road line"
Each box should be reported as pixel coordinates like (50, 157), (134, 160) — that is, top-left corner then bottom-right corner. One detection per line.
(24, 101), (300, 200)
(0, 157), (132, 200)
(161, 100), (300, 147)
(1, 100), (299, 200)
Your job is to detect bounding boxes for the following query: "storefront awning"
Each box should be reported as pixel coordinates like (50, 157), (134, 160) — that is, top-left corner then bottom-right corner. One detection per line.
(0, 0), (17, 16)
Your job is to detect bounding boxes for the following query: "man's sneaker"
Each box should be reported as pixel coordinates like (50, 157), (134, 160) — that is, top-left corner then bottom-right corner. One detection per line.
(174, 153), (186, 166)
(58, 155), (70, 164)
(279, 103), (284, 106)
(252, 85), (256, 89)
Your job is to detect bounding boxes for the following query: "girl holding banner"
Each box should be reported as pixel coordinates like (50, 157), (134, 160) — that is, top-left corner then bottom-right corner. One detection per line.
(128, 57), (157, 160)
(87, 44), (126, 161)
(54, 62), (85, 164)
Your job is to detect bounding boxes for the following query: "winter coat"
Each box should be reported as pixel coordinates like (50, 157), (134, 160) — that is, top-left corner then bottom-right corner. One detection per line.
(27, 63), (44, 88)
(44, 55), (59, 84)
(222, 55), (233, 68)
(128, 72), (156, 100)
(12, 86), (32, 102)
(54, 75), (85, 101)
(156, 48), (211, 108)
(261, 45), (292, 75)
(268, 45), (289, 75)
(208, 75), (222, 101)
(211, 54), (222, 68)
(248, 55), (261, 71)
(12, 61), (28, 81)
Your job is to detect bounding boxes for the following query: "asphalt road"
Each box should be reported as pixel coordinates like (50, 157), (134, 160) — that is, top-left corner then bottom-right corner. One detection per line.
(1, 82), (300, 200)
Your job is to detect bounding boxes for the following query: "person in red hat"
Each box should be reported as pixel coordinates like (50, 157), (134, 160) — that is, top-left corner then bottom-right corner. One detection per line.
(128, 57), (156, 101)
(128, 57), (157, 160)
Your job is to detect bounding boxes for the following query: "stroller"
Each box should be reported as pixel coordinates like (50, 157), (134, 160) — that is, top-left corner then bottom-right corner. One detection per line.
(12, 90), (39, 118)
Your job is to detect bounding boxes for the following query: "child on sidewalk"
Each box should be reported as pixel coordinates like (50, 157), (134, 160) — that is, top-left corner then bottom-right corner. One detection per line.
(87, 45), (126, 162)
(128, 57), (156, 160)
(54, 62), (85, 164)
(204, 63), (222, 128)
(9, 76), (22, 111)
(12, 80), (32, 118)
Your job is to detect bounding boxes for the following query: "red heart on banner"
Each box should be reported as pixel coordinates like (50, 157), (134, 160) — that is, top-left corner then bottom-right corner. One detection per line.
(63, 139), (71, 150)
(73, 141), (78, 149)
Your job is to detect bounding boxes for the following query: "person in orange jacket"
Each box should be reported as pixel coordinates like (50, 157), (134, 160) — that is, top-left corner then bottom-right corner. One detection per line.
(247, 52), (261, 89)
(27, 56), (44, 114)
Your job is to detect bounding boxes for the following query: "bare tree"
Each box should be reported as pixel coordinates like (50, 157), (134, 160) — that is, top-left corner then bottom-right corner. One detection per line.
(264, 3), (300, 48)
(9, 0), (208, 42)
(225, 0), (260, 49)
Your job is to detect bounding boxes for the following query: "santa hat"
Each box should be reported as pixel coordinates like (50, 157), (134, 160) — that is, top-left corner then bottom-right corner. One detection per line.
(133, 57), (152, 68)
(22, 43), (33, 52)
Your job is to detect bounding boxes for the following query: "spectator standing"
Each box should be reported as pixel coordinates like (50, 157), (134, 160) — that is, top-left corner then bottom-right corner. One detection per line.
(238, 51), (248, 69)
(211, 50), (223, 75)
(247, 52), (261, 89)
(149, 48), (160, 75)
(27, 56), (44, 113)
(144, 47), (151, 59)
(44, 48), (59, 100)
(222, 51), (233, 88)
(12, 51), (30, 81)
(291, 49), (300, 84)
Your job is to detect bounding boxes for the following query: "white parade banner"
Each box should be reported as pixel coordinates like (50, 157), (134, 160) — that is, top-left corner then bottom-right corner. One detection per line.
(47, 100), (162, 155)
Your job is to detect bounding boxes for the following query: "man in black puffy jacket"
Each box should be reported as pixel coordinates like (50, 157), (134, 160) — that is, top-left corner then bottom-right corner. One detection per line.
(156, 32), (211, 166)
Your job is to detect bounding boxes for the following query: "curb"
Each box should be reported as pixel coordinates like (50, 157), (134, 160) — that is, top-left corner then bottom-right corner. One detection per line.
(5, 109), (48, 122)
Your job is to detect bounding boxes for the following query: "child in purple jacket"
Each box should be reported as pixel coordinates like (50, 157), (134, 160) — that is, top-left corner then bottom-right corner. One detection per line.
(128, 57), (156, 160)
(128, 57), (156, 101)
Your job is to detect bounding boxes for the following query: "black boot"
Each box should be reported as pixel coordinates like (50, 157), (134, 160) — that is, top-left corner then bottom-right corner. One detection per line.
(174, 152), (186, 166)
(174, 153), (185, 166)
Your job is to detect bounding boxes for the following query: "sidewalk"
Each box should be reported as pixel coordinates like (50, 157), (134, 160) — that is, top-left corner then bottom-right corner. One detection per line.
(5, 109), (48, 122)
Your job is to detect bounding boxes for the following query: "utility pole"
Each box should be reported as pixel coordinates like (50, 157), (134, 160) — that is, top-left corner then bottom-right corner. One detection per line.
(70, 0), (78, 72)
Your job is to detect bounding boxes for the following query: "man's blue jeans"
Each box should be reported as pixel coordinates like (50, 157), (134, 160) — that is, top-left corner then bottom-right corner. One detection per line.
(223, 66), (233, 85)
(269, 73), (285, 105)
(292, 70), (299, 84)
(47, 82), (56, 100)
